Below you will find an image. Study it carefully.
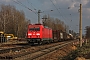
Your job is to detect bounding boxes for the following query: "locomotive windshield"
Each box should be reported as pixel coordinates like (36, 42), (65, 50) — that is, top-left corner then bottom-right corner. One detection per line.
(29, 28), (40, 31)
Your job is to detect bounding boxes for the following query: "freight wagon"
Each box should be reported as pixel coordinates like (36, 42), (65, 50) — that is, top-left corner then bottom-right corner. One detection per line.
(52, 30), (64, 42)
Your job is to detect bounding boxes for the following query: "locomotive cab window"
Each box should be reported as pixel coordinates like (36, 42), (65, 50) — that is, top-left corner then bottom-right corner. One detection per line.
(29, 28), (40, 31)
(30, 28), (34, 31)
(35, 28), (40, 31)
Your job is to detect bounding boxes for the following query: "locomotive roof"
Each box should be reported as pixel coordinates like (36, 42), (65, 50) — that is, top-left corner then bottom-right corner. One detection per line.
(29, 24), (42, 25)
(28, 24), (52, 29)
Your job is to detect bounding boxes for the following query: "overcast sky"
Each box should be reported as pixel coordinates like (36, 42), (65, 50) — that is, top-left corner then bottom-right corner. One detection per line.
(0, 0), (90, 34)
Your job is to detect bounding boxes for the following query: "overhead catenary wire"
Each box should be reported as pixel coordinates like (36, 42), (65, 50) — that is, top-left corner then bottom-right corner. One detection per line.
(49, 0), (71, 31)
(54, 0), (74, 30)
(26, 0), (43, 21)
(50, 0), (81, 33)
(12, 0), (39, 22)
(56, 0), (71, 22)
(27, 0), (37, 11)
(13, 0), (76, 25)
(13, 0), (37, 15)
(13, 0), (46, 23)
(49, 0), (66, 22)
(26, 0), (53, 23)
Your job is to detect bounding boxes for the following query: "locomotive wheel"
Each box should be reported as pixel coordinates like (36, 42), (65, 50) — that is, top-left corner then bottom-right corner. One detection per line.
(30, 43), (34, 45)
(28, 42), (34, 45)
(38, 41), (43, 45)
(47, 40), (50, 43)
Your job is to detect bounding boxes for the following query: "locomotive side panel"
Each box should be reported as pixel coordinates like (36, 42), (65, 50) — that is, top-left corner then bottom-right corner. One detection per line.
(49, 29), (52, 40)
(42, 27), (53, 42)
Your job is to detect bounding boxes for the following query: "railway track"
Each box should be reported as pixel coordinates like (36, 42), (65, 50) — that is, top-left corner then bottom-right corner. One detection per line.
(14, 40), (77, 60)
(0, 40), (78, 60)
(0, 42), (63, 54)
(0, 43), (30, 54)
(0, 42), (64, 59)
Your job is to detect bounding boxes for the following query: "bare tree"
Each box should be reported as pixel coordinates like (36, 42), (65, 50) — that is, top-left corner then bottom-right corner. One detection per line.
(0, 4), (29, 38)
(85, 26), (90, 39)
(42, 15), (65, 31)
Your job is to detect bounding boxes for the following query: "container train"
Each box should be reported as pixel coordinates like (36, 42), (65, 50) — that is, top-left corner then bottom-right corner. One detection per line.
(26, 24), (73, 45)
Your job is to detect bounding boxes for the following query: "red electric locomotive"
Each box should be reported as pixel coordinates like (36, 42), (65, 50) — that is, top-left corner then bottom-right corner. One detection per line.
(26, 24), (52, 44)
(26, 24), (74, 45)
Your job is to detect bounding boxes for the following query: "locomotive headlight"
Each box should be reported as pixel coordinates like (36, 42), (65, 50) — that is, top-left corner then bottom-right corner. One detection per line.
(36, 33), (40, 35)
(28, 33), (32, 35)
